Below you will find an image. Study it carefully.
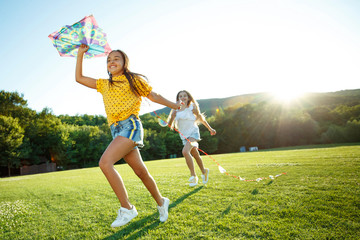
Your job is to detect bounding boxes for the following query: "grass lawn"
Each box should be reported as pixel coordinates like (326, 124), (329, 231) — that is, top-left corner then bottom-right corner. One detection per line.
(1, 144), (359, 239)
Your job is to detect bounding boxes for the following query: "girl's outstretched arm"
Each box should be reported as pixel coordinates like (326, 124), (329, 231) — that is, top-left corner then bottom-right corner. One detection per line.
(75, 44), (97, 89)
(147, 91), (181, 110)
(193, 104), (216, 136)
(201, 119), (216, 135)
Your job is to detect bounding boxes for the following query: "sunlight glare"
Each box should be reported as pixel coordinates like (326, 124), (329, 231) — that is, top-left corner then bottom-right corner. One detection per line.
(272, 90), (304, 103)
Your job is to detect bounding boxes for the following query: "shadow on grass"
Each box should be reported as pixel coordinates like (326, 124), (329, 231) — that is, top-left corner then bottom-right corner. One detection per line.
(103, 186), (204, 240)
(248, 179), (275, 196)
(250, 180), (274, 195)
(251, 189), (259, 195)
(219, 203), (232, 218)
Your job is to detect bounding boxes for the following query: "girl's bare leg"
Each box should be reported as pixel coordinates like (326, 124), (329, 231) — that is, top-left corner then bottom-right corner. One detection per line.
(191, 147), (206, 174)
(99, 136), (135, 209)
(124, 148), (164, 206)
(182, 139), (196, 176)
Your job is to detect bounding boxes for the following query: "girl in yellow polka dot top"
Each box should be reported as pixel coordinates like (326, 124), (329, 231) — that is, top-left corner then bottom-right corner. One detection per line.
(76, 44), (180, 227)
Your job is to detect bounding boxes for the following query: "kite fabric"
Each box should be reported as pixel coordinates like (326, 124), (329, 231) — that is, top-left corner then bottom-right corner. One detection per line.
(48, 15), (111, 59)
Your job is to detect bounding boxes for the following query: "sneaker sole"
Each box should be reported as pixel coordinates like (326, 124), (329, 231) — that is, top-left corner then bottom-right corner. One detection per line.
(111, 213), (138, 228)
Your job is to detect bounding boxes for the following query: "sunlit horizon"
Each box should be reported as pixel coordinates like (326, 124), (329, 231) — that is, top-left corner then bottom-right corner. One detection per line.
(271, 90), (306, 103)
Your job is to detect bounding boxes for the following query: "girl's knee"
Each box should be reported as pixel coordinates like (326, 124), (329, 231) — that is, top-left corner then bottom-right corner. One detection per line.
(182, 149), (191, 157)
(99, 158), (112, 171)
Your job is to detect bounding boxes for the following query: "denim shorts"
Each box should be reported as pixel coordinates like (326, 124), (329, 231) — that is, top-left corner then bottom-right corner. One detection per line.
(110, 115), (144, 148)
(181, 129), (201, 146)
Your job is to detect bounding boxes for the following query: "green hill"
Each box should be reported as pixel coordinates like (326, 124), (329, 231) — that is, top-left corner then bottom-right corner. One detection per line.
(150, 89), (360, 116)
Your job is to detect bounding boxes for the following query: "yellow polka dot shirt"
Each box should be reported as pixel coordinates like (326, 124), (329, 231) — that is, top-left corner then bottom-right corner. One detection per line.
(96, 75), (152, 126)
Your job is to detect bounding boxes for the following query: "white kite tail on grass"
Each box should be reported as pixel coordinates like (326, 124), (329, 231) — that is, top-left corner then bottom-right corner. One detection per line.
(239, 173), (287, 182)
(218, 165), (227, 173)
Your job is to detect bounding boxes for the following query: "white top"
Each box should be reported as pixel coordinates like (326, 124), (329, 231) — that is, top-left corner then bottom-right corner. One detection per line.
(175, 103), (200, 140)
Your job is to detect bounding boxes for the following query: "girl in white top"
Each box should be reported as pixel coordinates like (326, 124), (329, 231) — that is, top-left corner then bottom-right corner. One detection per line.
(168, 90), (216, 186)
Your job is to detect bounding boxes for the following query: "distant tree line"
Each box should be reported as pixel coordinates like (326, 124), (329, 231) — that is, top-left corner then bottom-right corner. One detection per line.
(1, 90), (359, 176)
(211, 101), (360, 153)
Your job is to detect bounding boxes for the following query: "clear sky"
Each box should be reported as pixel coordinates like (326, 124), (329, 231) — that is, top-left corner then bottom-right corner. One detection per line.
(1, 0), (359, 116)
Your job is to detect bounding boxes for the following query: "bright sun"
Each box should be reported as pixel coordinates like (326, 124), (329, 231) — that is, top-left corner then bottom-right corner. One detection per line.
(272, 90), (304, 102)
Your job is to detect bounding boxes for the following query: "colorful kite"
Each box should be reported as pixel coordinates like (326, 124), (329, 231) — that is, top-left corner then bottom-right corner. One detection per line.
(48, 15), (111, 59)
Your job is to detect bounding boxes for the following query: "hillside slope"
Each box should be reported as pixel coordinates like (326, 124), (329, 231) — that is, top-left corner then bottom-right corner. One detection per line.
(148, 89), (360, 116)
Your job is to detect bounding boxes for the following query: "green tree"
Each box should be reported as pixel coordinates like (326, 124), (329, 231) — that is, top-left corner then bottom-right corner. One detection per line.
(64, 125), (111, 168)
(163, 131), (183, 158)
(142, 129), (167, 160)
(344, 120), (360, 142)
(24, 108), (66, 165)
(0, 90), (36, 128)
(332, 104), (360, 123)
(199, 129), (218, 153)
(0, 91), (27, 114)
(58, 114), (108, 126)
(197, 114), (218, 153)
(0, 115), (24, 176)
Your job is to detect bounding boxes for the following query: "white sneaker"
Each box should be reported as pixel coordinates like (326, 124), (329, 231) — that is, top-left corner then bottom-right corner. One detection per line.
(201, 168), (210, 184)
(189, 176), (198, 187)
(111, 206), (138, 228)
(157, 197), (170, 222)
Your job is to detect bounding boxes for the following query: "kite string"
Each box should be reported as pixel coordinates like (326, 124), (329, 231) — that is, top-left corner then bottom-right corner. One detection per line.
(152, 110), (287, 182)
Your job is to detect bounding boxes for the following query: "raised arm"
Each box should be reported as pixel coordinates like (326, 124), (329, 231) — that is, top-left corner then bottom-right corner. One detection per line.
(147, 91), (181, 110)
(75, 44), (97, 89)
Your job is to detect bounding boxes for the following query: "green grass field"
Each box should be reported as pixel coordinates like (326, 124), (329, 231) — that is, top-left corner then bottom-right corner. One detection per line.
(1, 144), (359, 239)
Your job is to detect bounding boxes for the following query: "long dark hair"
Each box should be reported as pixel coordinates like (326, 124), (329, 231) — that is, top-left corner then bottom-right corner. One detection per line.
(107, 50), (148, 96)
